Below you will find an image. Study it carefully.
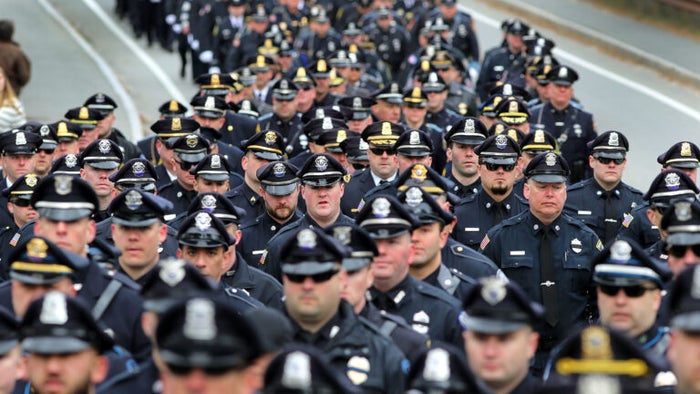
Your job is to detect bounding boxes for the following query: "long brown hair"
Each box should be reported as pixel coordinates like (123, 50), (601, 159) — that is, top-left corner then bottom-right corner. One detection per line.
(0, 67), (21, 111)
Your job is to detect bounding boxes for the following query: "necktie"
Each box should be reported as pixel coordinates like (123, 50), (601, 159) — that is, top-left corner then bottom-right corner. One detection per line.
(491, 202), (507, 224)
(540, 226), (559, 326)
(374, 293), (394, 311)
(603, 190), (618, 245)
(379, 179), (388, 185)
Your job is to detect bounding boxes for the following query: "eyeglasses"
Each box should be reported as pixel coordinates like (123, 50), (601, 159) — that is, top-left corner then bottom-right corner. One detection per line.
(481, 162), (516, 172)
(286, 270), (339, 283)
(596, 157), (625, 165)
(10, 199), (31, 207)
(175, 160), (196, 171)
(598, 285), (655, 298)
(369, 147), (396, 156)
(167, 364), (233, 376)
(667, 244), (700, 258)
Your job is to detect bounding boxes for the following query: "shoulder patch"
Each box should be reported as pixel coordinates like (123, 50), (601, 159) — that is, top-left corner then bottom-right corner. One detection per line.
(595, 239), (604, 251)
(622, 213), (634, 228)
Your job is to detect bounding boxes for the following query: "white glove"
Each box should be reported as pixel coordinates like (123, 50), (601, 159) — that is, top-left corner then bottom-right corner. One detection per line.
(190, 39), (200, 51)
(199, 50), (214, 63)
(165, 14), (177, 25)
(208, 66), (221, 74)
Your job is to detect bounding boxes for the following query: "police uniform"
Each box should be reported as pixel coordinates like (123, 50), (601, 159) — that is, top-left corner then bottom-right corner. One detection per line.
(84, 93), (143, 161)
(453, 135), (530, 250)
(592, 239), (673, 366)
(280, 226), (407, 393)
(149, 117), (200, 189)
(158, 133), (210, 213)
(443, 117), (488, 199)
(398, 186), (477, 302)
(79, 138), (125, 222)
(476, 20), (529, 101)
(176, 211), (264, 311)
(529, 66), (597, 184)
(357, 195), (466, 347)
(422, 72), (463, 132)
(264, 344), (362, 393)
(325, 222), (431, 362)
(106, 188), (176, 284)
(261, 154), (354, 281)
(294, 11), (343, 60)
(138, 100), (188, 165)
(235, 160), (301, 269)
(364, 8), (409, 75)
(0, 131), (42, 229)
(480, 153), (603, 370)
(225, 130), (286, 226)
(0, 173), (41, 276)
(461, 277), (545, 393)
(255, 78), (307, 158)
(400, 88), (447, 174)
(564, 131), (644, 246)
(340, 121), (403, 217)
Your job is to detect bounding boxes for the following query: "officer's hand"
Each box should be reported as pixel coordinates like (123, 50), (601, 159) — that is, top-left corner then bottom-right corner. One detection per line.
(199, 50), (214, 63)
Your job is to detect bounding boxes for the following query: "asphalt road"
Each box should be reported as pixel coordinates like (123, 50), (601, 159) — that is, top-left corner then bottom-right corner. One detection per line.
(6, 0), (700, 191)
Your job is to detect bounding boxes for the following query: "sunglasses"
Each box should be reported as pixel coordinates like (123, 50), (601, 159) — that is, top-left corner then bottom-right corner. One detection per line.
(369, 147), (396, 156)
(175, 160), (196, 171)
(301, 86), (314, 91)
(167, 364), (233, 377)
(598, 285), (655, 298)
(286, 270), (339, 283)
(10, 199), (31, 207)
(667, 244), (700, 258)
(481, 162), (516, 172)
(39, 149), (56, 155)
(596, 157), (625, 165)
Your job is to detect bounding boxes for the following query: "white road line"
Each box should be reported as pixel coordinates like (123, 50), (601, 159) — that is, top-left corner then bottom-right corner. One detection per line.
(80, 0), (189, 116)
(37, 0), (142, 139)
(465, 7), (700, 122)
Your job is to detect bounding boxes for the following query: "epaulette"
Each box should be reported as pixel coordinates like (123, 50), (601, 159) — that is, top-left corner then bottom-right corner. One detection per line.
(513, 193), (530, 205)
(450, 268), (477, 285)
(566, 179), (590, 192)
(258, 112), (273, 122)
(414, 280), (462, 308)
(110, 271), (141, 291)
(621, 182), (644, 196)
(224, 286), (262, 308)
(448, 243), (472, 257)
(454, 193), (477, 207)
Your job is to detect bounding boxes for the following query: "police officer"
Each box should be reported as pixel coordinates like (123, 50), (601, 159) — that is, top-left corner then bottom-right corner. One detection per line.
(294, 9), (343, 63)
(565, 130), (643, 246)
(398, 186), (476, 302)
(110, 158), (159, 193)
(238, 161), (302, 270)
(28, 122), (57, 177)
(25, 175), (151, 361)
(364, 6), (408, 76)
(83, 93), (143, 161)
(158, 133), (210, 213)
(176, 210), (263, 311)
(108, 188), (173, 284)
(261, 154), (354, 281)
(190, 153), (238, 194)
(660, 199), (700, 278)
(225, 130), (285, 226)
(422, 72), (463, 133)
(667, 264), (700, 393)
(19, 292), (114, 394)
(476, 19), (529, 101)
(136, 99), (188, 165)
(340, 121), (402, 217)
(514, 127), (557, 198)
(619, 141), (700, 249)
(148, 117), (200, 190)
(0, 174), (39, 269)
(453, 134), (530, 250)
(444, 117), (487, 198)
(529, 65), (597, 184)
(258, 78), (308, 158)
(432, 51), (479, 117)
(543, 325), (673, 392)
(480, 152), (603, 372)
(195, 73), (260, 149)
(593, 239), (673, 365)
(0, 130), (41, 228)
(639, 170), (699, 260)
(51, 119), (83, 157)
(357, 194), (465, 347)
(400, 89), (446, 173)
(279, 226), (407, 393)
(371, 82), (403, 124)
(325, 223), (430, 362)
(309, 59), (339, 108)
(462, 277), (545, 393)
(79, 138), (124, 222)
(154, 296), (263, 391)
(64, 106), (105, 152)
(337, 95), (376, 134)
(264, 344), (361, 393)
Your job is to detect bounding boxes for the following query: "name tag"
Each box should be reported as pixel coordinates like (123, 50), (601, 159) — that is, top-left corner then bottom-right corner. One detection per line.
(464, 227), (480, 232)
(252, 250), (265, 255)
(578, 210), (592, 215)
(510, 251), (525, 256)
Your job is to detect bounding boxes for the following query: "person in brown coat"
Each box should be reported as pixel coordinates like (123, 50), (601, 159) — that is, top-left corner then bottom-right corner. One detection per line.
(0, 20), (30, 96)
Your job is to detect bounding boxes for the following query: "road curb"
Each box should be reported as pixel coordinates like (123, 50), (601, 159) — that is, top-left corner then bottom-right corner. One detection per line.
(490, 0), (700, 90)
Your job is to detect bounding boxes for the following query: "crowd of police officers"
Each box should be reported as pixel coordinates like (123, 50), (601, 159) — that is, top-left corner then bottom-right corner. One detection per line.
(2, 0), (700, 393)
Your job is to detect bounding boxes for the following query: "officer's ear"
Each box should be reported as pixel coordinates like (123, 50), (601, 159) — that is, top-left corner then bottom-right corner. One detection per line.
(91, 354), (110, 385)
(588, 155), (595, 169)
(6, 202), (12, 216)
(523, 181), (531, 200)
(158, 223), (168, 243)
